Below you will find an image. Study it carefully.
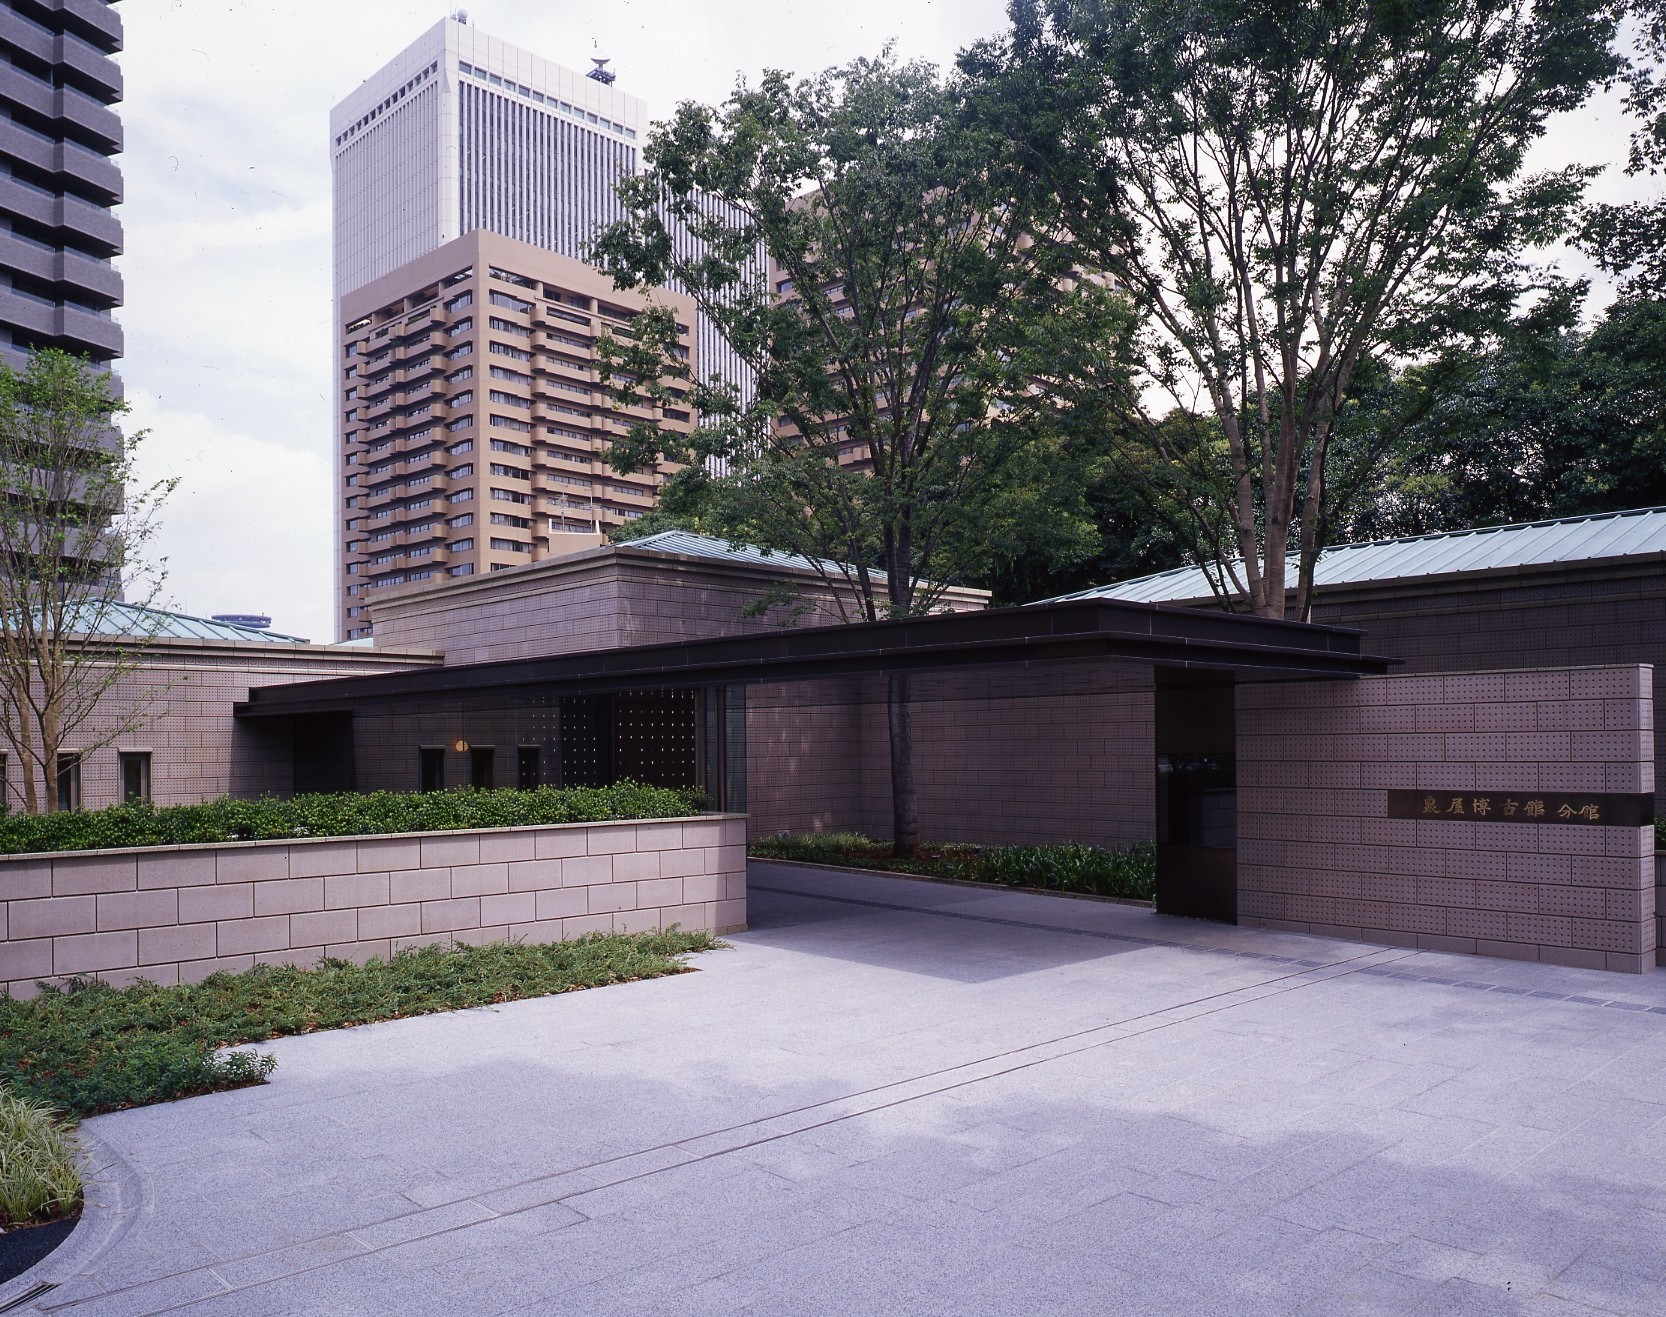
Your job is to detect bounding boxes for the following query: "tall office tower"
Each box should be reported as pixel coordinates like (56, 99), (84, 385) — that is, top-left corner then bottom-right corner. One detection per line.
(332, 15), (755, 638)
(0, 0), (123, 368)
(337, 230), (697, 641)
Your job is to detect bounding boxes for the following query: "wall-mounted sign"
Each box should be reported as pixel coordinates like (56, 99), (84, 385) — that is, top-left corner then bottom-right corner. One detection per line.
(1387, 790), (1655, 827)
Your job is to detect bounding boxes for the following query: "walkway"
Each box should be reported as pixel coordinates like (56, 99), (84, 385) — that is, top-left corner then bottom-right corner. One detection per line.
(16, 862), (1666, 1315)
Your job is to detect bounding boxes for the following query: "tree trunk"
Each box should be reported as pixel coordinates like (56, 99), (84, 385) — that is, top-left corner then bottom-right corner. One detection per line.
(887, 672), (918, 857)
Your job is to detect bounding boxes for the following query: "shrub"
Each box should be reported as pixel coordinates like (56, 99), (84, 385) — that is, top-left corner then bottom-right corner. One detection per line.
(0, 781), (704, 856)
(0, 1087), (81, 1226)
(0, 931), (719, 1119)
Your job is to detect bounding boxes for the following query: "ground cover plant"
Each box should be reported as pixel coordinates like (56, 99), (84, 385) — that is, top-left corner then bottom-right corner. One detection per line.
(0, 931), (719, 1119)
(0, 1087), (80, 1226)
(0, 782), (704, 856)
(749, 833), (1156, 900)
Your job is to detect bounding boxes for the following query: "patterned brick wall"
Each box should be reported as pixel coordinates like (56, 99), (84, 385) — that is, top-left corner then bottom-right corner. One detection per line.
(1308, 561), (1666, 791)
(1239, 665), (1656, 973)
(0, 815), (746, 998)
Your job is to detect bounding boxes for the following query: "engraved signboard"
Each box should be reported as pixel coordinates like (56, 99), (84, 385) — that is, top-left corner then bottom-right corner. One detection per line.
(1386, 790), (1655, 827)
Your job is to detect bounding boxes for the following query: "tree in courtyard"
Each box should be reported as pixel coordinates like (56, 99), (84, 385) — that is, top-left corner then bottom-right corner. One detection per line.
(0, 350), (176, 814)
(964, 0), (1625, 618)
(589, 52), (1116, 854)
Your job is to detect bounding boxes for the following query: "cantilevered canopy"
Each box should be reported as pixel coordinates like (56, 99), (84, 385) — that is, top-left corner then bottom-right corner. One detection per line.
(235, 598), (1394, 720)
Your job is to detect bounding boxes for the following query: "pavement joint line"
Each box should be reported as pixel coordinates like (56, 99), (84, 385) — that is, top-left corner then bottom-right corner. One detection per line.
(750, 880), (1666, 1016)
(43, 944), (1419, 1314)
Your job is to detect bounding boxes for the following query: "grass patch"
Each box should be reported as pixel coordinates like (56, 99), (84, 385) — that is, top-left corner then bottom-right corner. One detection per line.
(0, 931), (720, 1120)
(749, 833), (1157, 900)
(0, 1088), (81, 1227)
(0, 782), (705, 856)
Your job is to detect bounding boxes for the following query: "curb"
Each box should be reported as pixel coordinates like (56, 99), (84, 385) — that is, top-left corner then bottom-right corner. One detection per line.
(0, 1125), (141, 1313)
(747, 856), (1157, 909)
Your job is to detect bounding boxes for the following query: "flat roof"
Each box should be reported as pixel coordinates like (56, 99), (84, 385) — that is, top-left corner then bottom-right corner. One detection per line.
(235, 598), (1393, 719)
(1048, 505), (1666, 606)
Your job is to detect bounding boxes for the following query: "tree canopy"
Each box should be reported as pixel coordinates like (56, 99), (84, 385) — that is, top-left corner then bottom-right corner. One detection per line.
(962, 0), (1627, 617)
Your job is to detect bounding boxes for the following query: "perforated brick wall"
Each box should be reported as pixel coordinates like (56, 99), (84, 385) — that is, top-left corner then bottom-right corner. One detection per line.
(1239, 666), (1656, 973)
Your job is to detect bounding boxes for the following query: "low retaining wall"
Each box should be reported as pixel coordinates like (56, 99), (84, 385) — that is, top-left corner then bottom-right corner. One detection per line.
(0, 814), (747, 997)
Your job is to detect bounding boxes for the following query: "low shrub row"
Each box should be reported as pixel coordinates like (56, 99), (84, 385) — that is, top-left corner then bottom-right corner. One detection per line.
(0, 782), (705, 856)
(0, 930), (720, 1119)
(748, 833), (1157, 900)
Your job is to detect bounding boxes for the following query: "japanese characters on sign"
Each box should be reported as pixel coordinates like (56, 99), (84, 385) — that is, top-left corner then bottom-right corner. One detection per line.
(1384, 790), (1655, 827)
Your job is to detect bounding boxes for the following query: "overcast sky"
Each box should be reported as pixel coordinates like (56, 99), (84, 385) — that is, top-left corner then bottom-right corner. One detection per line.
(117, 0), (1652, 641)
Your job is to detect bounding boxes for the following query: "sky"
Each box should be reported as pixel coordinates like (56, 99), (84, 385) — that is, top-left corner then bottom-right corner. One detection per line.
(116, 0), (1653, 642)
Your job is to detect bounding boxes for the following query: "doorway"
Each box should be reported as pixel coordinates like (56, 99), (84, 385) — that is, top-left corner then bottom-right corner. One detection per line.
(1154, 678), (1237, 922)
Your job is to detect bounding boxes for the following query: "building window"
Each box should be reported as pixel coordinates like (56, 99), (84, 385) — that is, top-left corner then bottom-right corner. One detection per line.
(119, 752), (152, 804)
(517, 746), (541, 790)
(56, 753), (81, 812)
(419, 748), (446, 792)
(470, 747), (494, 789)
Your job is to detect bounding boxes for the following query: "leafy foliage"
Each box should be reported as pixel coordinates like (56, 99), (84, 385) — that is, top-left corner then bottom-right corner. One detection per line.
(966, 0), (1625, 617)
(749, 833), (1156, 900)
(591, 51), (1127, 853)
(0, 1086), (81, 1226)
(0, 782), (704, 856)
(1331, 292), (1666, 539)
(0, 932), (720, 1119)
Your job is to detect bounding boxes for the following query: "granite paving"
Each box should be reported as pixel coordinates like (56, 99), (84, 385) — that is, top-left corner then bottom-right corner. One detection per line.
(16, 860), (1666, 1315)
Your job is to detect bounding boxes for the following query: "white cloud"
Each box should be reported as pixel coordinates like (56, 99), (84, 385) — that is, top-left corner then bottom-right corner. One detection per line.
(112, 1), (1648, 639)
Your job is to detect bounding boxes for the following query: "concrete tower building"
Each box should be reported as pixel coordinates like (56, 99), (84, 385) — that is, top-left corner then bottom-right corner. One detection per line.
(0, 0), (123, 367)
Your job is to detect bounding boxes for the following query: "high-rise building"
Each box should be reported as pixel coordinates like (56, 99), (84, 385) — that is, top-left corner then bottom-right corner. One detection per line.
(0, 0), (123, 367)
(337, 229), (697, 641)
(331, 16), (757, 638)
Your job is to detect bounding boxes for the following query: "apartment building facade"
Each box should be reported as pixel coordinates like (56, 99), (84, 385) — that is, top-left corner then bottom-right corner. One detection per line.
(0, 0), (123, 367)
(338, 229), (696, 640)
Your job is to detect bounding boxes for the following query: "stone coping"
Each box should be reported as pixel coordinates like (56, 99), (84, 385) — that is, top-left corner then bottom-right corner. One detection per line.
(0, 813), (745, 865)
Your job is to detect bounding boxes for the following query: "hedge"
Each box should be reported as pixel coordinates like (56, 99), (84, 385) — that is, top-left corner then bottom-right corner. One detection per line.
(0, 782), (705, 856)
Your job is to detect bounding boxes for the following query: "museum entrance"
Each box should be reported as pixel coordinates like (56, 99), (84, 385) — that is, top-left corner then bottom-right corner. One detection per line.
(1154, 676), (1237, 923)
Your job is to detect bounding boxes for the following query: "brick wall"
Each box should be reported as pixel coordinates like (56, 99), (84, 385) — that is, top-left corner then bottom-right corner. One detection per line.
(746, 662), (1156, 850)
(1239, 666), (1656, 973)
(13, 641), (434, 813)
(368, 542), (986, 665)
(1307, 560), (1666, 791)
(0, 815), (746, 998)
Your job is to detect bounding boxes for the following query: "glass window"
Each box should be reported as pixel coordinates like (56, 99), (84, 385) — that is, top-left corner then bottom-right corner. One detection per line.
(419, 748), (446, 792)
(56, 753), (81, 812)
(119, 752), (152, 804)
(470, 747), (495, 789)
(517, 747), (541, 790)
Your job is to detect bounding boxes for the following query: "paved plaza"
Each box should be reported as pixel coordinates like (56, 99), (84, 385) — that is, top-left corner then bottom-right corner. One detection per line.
(15, 861), (1666, 1315)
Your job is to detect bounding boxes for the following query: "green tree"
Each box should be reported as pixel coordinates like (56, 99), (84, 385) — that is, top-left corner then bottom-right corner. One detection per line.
(1581, 0), (1666, 294)
(590, 53), (1115, 853)
(0, 351), (176, 814)
(965, 0), (1624, 618)
(1332, 289), (1666, 538)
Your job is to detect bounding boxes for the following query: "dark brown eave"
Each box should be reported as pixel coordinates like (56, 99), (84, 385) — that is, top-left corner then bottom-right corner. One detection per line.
(234, 598), (1397, 720)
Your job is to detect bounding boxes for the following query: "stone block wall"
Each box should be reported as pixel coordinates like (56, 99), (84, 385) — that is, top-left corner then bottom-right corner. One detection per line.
(1239, 666), (1656, 973)
(0, 815), (746, 997)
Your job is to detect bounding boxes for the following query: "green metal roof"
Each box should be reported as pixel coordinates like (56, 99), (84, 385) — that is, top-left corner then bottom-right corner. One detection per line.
(71, 600), (310, 644)
(1044, 506), (1666, 606)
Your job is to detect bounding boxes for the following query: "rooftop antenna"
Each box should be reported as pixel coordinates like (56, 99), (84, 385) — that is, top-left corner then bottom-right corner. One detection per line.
(587, 57), (616, 86)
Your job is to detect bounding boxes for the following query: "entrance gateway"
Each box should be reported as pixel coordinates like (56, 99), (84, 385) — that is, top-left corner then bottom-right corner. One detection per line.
(232, 597), (1666, 973)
